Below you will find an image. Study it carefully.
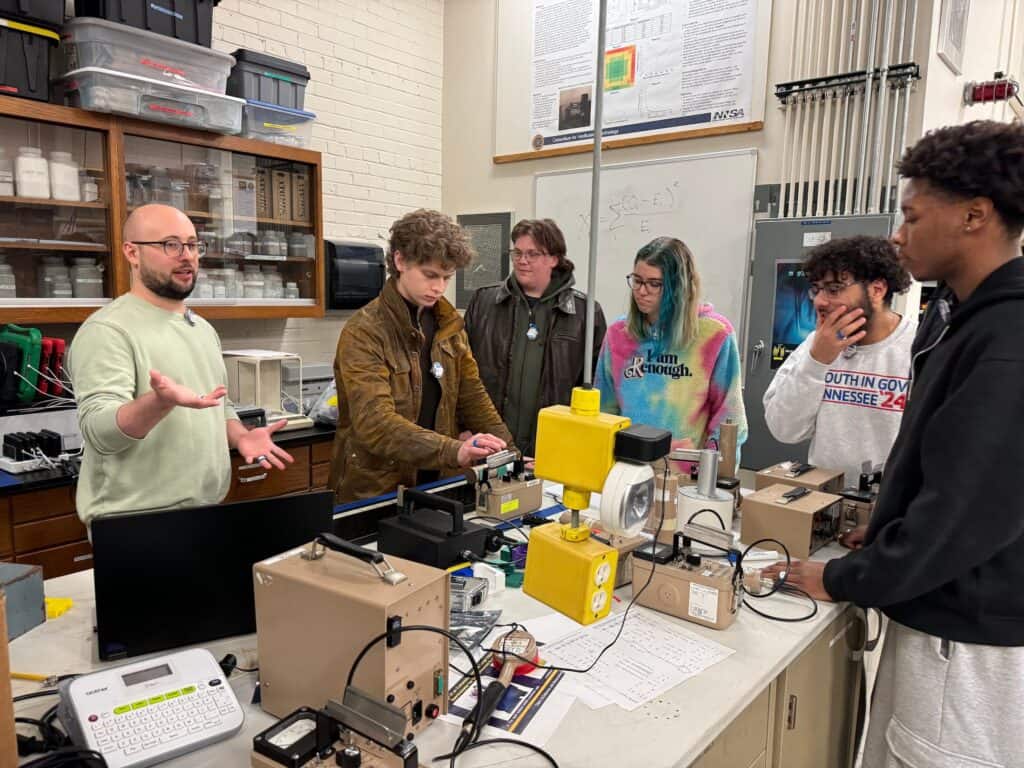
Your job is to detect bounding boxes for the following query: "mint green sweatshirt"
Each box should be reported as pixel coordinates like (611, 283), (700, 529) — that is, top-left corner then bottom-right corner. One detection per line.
(68, 294), (237, 527)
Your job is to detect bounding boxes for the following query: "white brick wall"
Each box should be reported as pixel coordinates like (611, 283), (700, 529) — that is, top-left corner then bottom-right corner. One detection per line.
(209, 0), (445, 362)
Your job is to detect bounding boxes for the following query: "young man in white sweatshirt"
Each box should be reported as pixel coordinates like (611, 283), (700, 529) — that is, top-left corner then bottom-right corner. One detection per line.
(762, 235), (913, 519)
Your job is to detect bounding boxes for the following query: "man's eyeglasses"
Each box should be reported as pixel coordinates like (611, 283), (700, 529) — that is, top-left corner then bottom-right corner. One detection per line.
(131, 239), (207, 258)
(509, 248), (549, 262)
(807, 280), (860, 299)
(626, 274), (664, 291)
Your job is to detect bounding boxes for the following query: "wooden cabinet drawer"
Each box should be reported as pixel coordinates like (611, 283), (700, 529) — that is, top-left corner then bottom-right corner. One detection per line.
(311, 439), (332, 464)
(16, 539), (93, 579)
(14, 513), (87, 553)
(311, 463), (330, 490)
(224, 445), (311, 503)
(11, 486), (75, 524)
(0, 499), (11, 556)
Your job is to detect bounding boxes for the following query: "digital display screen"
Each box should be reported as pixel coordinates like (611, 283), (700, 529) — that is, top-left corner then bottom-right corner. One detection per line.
(122, 664), (172, 687)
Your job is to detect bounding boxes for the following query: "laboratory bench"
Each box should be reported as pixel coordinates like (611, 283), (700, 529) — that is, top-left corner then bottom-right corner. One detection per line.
(11, 544), (864, 768)
(0, 425), (335, 581)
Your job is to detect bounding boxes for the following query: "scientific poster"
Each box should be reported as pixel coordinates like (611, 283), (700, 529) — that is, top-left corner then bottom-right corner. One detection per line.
(529, 0), (757, 149)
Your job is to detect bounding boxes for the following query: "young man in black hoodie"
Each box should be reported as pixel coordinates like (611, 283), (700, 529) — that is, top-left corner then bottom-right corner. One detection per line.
(766, 120), (1024, 766)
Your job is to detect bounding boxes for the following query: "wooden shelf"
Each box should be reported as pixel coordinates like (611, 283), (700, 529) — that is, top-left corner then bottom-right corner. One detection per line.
(202, 254), (315, 263)
(0, 241), (107, 252)
(128, 207), (313, 228)
(0, 196), (107, 209)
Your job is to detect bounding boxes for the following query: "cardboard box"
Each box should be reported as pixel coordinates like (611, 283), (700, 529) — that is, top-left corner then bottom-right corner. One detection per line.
(479, 477), (543, 520)
(291, 167), (311, 223)
(754, 462), (844, 493)
(256, 167), (271, 218)
(0, 592), (14, 767)
(0, 563), (44, 640)
(839, 490), (876, 529)
(271, 169), (292, 221)
(741, 483), (842, 558)
(632, 556), (740, 630)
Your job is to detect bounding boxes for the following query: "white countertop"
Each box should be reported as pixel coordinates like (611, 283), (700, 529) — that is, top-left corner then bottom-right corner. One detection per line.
(12, 544), (852, 768)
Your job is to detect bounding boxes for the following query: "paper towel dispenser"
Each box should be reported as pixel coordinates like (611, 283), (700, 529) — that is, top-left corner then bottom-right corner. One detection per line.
(325, 239), (386, 310)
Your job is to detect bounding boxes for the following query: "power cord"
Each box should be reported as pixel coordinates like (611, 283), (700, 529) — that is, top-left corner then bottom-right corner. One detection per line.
(21, 748), (107, 767)
(469, 514), (530, 544)
(471, 459), (672, 676)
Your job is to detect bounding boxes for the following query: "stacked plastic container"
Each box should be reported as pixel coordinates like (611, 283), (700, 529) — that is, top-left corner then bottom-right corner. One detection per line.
(227, 50), (316, 148)
(58, 2), (243, 134)
(0, 1), (63, 102)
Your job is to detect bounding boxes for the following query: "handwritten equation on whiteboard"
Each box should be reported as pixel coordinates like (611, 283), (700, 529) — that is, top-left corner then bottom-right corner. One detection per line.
(573, 180), (683, 240)
(538, 607), (734, 711)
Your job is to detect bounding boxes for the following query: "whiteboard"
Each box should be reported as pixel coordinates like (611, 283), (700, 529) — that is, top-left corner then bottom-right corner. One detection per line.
(534, 149), (757, 340)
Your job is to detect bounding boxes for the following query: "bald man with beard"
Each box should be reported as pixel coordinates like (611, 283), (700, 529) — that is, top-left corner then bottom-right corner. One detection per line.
(68, 204), (293, 527)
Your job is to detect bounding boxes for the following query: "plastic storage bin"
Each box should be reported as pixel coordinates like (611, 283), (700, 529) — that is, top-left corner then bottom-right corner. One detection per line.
(61, 17), (235, 93)
(241, 100), (316, 147)
(0, 0), (64, 29)
(73, 0), (219, 47)
(62, 68), (244, 135)
(227, 50), (310, 110)
(0, 20), (59, 101)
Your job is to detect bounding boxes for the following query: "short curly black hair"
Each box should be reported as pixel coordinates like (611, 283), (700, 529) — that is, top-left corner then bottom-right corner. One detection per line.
(803, 235), (911, 304)
(897, 120), (1024, 237)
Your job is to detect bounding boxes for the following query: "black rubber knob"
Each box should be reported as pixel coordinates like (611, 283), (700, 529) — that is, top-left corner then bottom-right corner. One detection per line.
(685, 553), (702, 567)
(337, 745), (361, 767)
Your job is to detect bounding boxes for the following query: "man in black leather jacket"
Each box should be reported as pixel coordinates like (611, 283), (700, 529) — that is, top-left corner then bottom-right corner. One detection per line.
(464, 219), (606, 456)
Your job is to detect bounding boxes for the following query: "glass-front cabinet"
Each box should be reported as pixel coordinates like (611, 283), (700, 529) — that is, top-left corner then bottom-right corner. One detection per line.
(124, 135), (318, 308)
(0, 114), (111, 316)
(0, 98), (324, 323)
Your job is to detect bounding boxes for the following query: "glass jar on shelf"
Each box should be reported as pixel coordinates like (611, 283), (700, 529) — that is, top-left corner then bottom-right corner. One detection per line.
(149, 167), (172, 204)
(49, 152), (81, 202)
(39, 256), (70, 298)
(169, 180), (189, 212)
(79, 172), (99, 203)
(284, 281), (300, 299)
(226, 231), (254, 258)
(71, 257), (104, 298)
(242, 265), (264, 298)
(0, 148), (13, 197)
(15, 147), (50, 199)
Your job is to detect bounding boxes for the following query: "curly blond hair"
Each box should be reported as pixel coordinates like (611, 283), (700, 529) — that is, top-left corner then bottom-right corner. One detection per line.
(386, 209), (476, 274)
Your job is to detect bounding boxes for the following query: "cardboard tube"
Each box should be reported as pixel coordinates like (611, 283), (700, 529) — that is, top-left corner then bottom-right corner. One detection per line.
(720, 420), (739, 479)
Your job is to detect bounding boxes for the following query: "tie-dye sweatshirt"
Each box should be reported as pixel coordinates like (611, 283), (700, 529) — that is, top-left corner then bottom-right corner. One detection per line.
(595, 305), (748, 468)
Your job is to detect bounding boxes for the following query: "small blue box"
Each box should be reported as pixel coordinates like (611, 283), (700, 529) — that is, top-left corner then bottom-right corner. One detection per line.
(0, 563), (45, 640)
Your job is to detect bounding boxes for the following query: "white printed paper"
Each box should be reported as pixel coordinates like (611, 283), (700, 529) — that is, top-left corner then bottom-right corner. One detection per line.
(538, 607), (733, 711)
(688, 582), (719, 624)
(529, 0), (758, 149)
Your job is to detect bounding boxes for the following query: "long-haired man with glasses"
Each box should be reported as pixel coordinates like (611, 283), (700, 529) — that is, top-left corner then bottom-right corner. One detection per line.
(464, 218), (605, 457)
(68, 204), (293, 527)
(763, 236), (913, 506)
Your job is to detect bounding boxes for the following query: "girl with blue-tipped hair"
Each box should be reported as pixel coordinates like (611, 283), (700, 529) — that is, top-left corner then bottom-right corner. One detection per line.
(595, 237), (748, 471)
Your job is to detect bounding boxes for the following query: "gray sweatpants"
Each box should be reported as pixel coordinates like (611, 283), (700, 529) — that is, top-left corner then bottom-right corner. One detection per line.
(862, 620), (1024, 767)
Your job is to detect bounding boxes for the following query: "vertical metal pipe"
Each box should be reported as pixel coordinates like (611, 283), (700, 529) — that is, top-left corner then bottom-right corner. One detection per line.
(906, 0), (918, 65)
(826, 0), (839, 75)
(834, 87), (851, 214)
(583, 0), (607, 389)
(817, 95), (832, 216)
(849, 0), (861, 70)
(803, 95), (819, 217)
(780, 99), (794, 217)
(793, 95), (807, 217)
(896, 0), (908, 61)
(845, 88), (862, 214)
(855, 0), (880, 213)
(789, 0), (803, 79)
(798, 0), (812, 78)
(828, 89), (843, 214)
(837, 0), (851, 73)
(897, 78), (912, 191)
(869, 0), (895, 213)
(882, 82), (902, 212)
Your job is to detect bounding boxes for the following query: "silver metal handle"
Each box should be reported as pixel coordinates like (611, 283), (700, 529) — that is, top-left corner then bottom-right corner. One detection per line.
(751, 339), (765, 369)
(240, 472), (268, 484)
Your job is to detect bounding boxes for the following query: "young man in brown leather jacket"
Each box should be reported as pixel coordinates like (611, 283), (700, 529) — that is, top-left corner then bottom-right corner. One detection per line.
(330, 209), (514, 502)
(464, 219), (606, 457)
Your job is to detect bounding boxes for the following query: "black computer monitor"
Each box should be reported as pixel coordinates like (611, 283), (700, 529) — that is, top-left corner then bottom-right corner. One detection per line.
(91, 491), (335, 660)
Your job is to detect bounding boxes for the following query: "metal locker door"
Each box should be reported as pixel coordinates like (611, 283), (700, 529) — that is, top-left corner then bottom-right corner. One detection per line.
(741, 215), (893, 471)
